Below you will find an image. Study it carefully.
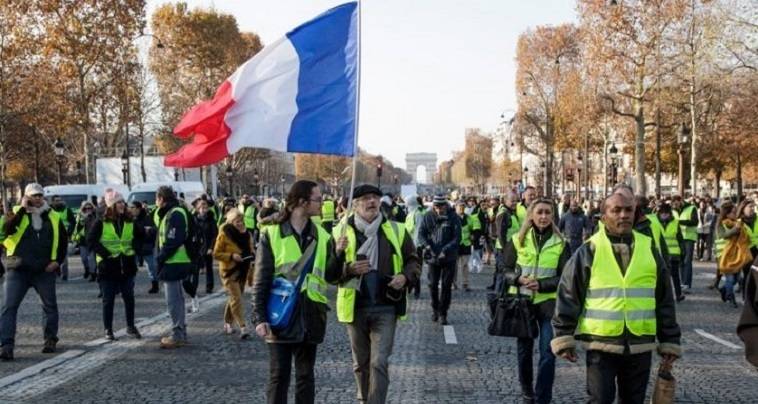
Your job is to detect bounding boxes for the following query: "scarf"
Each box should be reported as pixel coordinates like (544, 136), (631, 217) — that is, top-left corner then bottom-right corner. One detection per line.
(26, 201), (50, 231)
(354, 213), (382, 271)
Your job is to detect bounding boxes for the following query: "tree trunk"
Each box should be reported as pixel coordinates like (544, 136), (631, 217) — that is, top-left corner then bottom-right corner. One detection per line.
(715, 168), (722, 200)
(634, 99), (647, 196)
(655, 108), (662, 197)
(736, 152), (743, 202)
(689, 77), (698, 196)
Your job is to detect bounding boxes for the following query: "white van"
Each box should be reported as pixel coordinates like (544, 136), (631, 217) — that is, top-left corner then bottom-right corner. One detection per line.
(43, 184), (128, 213)
(127, 181), (206, 208)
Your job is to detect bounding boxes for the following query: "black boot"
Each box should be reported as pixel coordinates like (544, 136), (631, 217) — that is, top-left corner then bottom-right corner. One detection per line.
(432, 311), (439, 322)
(105, 329), (117, 341)
(126, 326), (142, 339)
(440, 315), (449, 325)
(148, 281), (159, 294)
(0, 346), (13, 361)
(42, 339), (57, 354)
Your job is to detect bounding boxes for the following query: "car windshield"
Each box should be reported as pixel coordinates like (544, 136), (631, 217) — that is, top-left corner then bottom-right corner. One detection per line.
(127, 192), (156, 206)
(57, 195), (88, 211)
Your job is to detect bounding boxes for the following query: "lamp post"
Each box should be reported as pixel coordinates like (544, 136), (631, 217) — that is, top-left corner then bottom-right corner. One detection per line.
(393, 174), (399, 194)
(54, 138), (65, 185)
(609, 143), (619, 187)
(523, 166), (529, 189)
(120, 150), (129, 186)
(678, 124), (690, 197)
(280, 174), (286, 196)
(253, 169), (260, 197)
(225, 165), (233, 197)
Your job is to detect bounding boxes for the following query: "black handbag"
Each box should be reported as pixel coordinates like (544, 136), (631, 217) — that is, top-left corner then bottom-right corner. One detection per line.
(487, 285), (538, 339)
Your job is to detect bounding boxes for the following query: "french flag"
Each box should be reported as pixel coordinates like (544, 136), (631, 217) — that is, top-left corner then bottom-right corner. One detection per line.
(165, 2), (358, 168)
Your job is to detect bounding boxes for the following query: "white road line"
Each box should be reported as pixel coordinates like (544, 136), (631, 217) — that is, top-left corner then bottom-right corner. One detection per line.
(694, 328), (741, 349)
(0, 349), (85, 390)
(443, 325), (457, 344)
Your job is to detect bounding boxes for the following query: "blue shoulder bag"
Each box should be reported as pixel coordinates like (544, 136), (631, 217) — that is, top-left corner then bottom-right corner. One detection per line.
(266, 240), (316, 330)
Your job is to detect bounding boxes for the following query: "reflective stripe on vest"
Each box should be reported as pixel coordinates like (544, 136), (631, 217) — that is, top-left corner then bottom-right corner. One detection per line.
(333, 218), (405, 323)
(321, 200), (335, 222)
(577, 230), (657, 338)
(158, 207), (191, 264)
(96, 221), (135, 263)
(2, 206), (60, 260)
(508, 229), (564, 304)
(662, 219), (681, 256)
(677, 205), (697, 241)
(267, 223), (331, 304)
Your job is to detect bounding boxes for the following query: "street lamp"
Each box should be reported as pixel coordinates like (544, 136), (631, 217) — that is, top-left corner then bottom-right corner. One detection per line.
(609, 143), (619, 186)
(523, 166), (529, 186)
(54, 138), (65, 185)
(376, 163), (383, 189)
(393, 174), (399, 193)
(678, 124), (690, 196)
(120, 150), (129, 186)
(225, 165), (233, 197)
(280, 174), (286, 196)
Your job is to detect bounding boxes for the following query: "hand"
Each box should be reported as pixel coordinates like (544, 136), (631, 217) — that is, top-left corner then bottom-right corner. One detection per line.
(335, 236), (348, 254)
(559, 348), (578, 363)
(524, 279), (539, 291)
(438, 252), (446, 260)
(349, 260), (371, 276)
(45, 262), (60, 273)
(661, 353), (678, 367)
(231, 253), (243, 263)
(255, 322), (271, 338)
(388, 274), (407, 290)
(518, 275), (531, 286)
(207, 249), (213, 255)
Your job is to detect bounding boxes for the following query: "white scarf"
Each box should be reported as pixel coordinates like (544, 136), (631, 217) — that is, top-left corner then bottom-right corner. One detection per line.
(26, 201), (50, 231)
(354, 213), (382, 272)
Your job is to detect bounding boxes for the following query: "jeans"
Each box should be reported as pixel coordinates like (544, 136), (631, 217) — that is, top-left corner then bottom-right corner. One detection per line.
(79, 246), (95, 277)
(60, 250), (69, 280)
(0, 270), (58, 347)
(267, 342), (318, 404)
(428, 260), (456, 316)
(516, 310), (555, 404)
(142, 254), (157, 282)
(586, 350), (652, 404)
(346, 309), (397, 404)
(668, 257), (683, 298)
(100, 276), (135, 331)
(681, 240), (695, 288)
(723, 273), (737, 301)
(163, 280), (186, 341)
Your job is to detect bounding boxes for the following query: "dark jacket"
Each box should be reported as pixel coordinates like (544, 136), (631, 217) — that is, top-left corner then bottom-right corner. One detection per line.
(194, 212), (218, 255)
(155, 201), (193, 281)
(417, 206), (461, 263)
(551, 232), (682, 357)
(86, 216), (144, 280)
(133, 209), (157, 256)
(52, 206), (76, 235)
(2, 205), (68, 271)
(251, 219), (342, 344)
(501, 227), (570, 318)
(337, 215), (421, 313)
(73, 212), (98, 248)
(737, 255), (758, 368)
(559, 210), (590, 246)
(496, 206), (517, 252)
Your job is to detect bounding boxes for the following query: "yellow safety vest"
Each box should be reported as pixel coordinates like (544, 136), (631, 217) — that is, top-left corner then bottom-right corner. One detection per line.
(516, 203), (528, 223)
(676, 205), (697, 241)
(3, 206), (60, 260)
(496, 210), (520, 250)
(333, 218), (405, 323)
(714, 223), (728, 258)
(96, 221), (135, 263)
(508, 229), (564, 304)
(239, 204), (257, 230)
(158, 207), (191, 264)
(578, 230), (657, 337)
(321, 200), (336, 223)
(469, 208), (482, 231)
(662, 218), (681, 256)
(404, 208), (419, 234)
(459, 214), (472, 247)
(743, 219), (758, 248)
(645, 214), (664, 252)
(267, 223), (330, 304)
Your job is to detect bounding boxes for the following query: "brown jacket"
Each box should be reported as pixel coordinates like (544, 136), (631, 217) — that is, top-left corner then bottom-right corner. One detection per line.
(213, 224), (254, 280)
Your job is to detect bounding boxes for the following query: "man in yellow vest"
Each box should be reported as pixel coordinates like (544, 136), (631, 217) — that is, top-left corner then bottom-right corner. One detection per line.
(517, 186), (537, 223)
(488, 191), (519, 291)
(334, 184), (420, 404)
(672, 195), (698, 292)
(238, 194), (258, 235)
(551, 193), (681, 404)
(0, 183), (68, 360)
(155, 186), (193, 349)
(657, 203), (685, 302)
(321, 196), (336, 233)
(404, 195), (425, 299)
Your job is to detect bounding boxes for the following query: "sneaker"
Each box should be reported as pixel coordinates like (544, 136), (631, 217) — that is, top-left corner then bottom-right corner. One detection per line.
(126, 326), (142, 339)
(223, 323), (236, 335)
(240, 327), (251, 340)
(188, 297), (200, 313)
(160, 336), (186, 349)
(42, 339), (57, 354)
(105, 329), (117, 341)
(0, 347), (13, 361)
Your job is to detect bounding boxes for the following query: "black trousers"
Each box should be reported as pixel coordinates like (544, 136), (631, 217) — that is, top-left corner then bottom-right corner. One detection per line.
(586, 350), (652, 404)
(408, 247), (423, 297)
(428, 260), (456, 316)
(100, 276), (135, 331)
(267, 342), (318, 404)
(182, 264), (200, 298)
(201, 254), (214, 292)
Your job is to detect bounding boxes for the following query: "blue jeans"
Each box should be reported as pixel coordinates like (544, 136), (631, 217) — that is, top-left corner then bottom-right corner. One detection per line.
(142, 254), (157, 282)
(681, 240), (695, 287)
(517, 308), (555, 404)
(79, 246), (95, 276)
(723, 274), (737, 301)
(163, 280), (186, 341)
(0, 270), (58, 347)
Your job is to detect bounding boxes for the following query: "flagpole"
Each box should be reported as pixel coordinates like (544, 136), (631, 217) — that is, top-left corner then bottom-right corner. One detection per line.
(341, 0), (362, 232)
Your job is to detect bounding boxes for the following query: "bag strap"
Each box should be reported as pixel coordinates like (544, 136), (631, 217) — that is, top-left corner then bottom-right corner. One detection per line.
(292, 239), (318, 291)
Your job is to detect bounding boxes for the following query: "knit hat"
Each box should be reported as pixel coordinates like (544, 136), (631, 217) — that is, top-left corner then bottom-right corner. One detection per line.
(24, 183), (44, 197)
(432, 194), (448, 206)
(104, 189), (124, 208)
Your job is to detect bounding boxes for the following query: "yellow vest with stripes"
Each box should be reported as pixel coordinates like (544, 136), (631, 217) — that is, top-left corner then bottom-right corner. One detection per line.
(267, 223), (331, 305)
(508, 229), (564, 304)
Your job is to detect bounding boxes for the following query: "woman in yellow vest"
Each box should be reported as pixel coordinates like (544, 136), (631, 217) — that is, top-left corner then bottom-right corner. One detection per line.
(251, 180), (343, 404)
(716, 201), (745, 308)
(86, 190), (144, 341)
(501, 198), (570, 404)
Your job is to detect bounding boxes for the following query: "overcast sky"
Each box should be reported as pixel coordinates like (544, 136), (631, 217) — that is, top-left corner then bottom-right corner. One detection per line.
(148, 0), (577, 171)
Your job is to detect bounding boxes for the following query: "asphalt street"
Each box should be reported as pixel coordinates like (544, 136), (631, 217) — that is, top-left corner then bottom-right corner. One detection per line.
(0, 256), (755, 403)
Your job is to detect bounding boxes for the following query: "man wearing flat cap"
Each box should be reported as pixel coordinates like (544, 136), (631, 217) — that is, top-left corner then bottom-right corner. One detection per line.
(334, 184), (420, 404)
(0, 183), (68, 360)
(418, 194), (462, 325)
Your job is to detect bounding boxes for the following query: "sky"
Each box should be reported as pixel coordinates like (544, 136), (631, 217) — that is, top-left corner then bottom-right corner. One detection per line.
(147, 0), (577, 171)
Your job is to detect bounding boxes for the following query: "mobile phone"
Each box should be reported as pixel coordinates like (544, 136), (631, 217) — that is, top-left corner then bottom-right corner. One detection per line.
(356, 254), (368, 262)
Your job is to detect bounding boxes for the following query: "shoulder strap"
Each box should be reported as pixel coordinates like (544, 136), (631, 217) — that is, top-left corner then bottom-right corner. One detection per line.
(293, 239), (318, 290)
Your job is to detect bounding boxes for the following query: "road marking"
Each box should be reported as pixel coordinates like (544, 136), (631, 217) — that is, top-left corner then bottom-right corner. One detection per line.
(443, 325), (457, 344)
(0, 349), (85, 390)
(694, 328), (741, 349)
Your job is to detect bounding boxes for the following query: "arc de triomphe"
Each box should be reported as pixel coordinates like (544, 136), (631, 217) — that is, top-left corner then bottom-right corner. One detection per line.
(406, 153), (437, 184)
